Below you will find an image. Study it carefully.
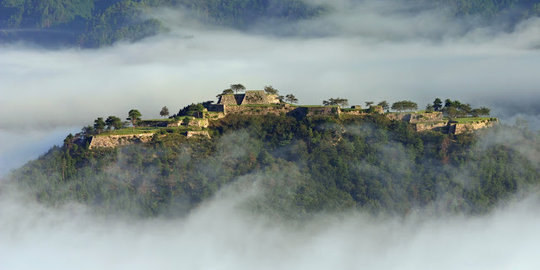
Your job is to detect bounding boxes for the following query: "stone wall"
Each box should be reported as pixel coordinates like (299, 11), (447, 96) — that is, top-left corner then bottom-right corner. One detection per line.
(386, 112), (443, 123)
(89, 133), (155, 149)
(341, 109), (365, 116)
(242, 90), (279, 105)
(186, 131), (211, 139)
(224, 104), (295, 115)
(217, 94), (238, 105)
(188, 118), (209, 128)
(451, 119), (498, 134)
(414, 121), (448, 132)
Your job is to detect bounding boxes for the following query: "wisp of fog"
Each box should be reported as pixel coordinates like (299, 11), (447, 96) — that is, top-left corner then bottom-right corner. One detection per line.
(0, 1), (539, 268)
(1, 179), (540, 270)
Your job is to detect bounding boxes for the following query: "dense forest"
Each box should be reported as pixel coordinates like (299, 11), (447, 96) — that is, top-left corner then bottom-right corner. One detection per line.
(0, 0), (324, 47)
(8, 114), (540, 218)
(1, 0), (539, 47)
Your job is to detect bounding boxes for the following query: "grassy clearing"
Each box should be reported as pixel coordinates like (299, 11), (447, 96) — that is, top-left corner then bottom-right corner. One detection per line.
(141, 119), (175, 123)
(97, 127), (160, 136)
(97, 126), (194, 136)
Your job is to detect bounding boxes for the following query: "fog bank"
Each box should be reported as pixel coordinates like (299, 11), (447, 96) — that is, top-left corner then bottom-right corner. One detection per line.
(1, 183), (539, 270)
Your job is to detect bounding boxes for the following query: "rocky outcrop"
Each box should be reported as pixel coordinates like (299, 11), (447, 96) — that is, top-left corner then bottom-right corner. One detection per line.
(89, 133), (155, 149)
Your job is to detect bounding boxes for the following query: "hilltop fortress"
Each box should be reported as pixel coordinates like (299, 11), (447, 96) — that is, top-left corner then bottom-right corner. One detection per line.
(88, 90), (497, 149)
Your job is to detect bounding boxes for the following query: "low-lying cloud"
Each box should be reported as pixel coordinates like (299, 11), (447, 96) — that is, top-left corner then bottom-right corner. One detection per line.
(1, 179), (540, 270)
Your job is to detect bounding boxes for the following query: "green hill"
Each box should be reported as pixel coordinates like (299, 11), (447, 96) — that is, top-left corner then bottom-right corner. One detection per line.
(7, 113), (539, 218)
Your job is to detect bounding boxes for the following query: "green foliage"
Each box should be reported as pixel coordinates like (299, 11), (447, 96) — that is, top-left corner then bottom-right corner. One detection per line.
(93, 117), (106, 133)
(9, 114), (539, 218)
(160, 106), (169, 118)
(128, 109), (142, 126)
(442, 99), (490, 118)
(436, 0), (540, 18)
(323, 98), (348, 107)
(264, 85), (279, 95)
(391, 100), (418, 112)
(230, 83), (246, 94)
(285, 94), (298, 104)
(176, 103), (205, 118)
(0, 0), (324, 47)
(105, 115), (123, 130)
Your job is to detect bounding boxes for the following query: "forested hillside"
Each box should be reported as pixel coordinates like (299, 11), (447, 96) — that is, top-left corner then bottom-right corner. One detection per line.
(0, 0), (323, 47)
(1, 0), (539, 47)
(436, 0), (540, 17)
(9, 114), (539, 218)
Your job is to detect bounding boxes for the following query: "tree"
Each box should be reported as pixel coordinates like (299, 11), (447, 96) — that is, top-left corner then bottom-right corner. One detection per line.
(285, 94), (298, 104)
(323, 98), (349, 107)
(160, 106), (169, 118)
(94, 117), (106, 134)
(365, 101), (374, 107)
(230, 84), (246, 94)
(426, 104), (435, 113)
(391, 101), (418, 112)
(471, 107), (491, 117)
(128, 109), (142, 127)
(81, 125), (95, 136)
(217, 89), (234, 98)
(433, 98), (443, 111)
(63, 134), (74, 149)
(378, 101), (389, 111)
(106, 116), (123, 130)
(178, 103), (205, 118)
(264, 85), (279, 95)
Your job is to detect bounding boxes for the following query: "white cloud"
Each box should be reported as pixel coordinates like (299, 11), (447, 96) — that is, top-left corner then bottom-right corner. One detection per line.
(1, 183), (539, 270)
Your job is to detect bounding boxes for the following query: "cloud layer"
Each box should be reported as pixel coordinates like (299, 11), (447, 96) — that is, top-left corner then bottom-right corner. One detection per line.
(1, 181), (540, 270)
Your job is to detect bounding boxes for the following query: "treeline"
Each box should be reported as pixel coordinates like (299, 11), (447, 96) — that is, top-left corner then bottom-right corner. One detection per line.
(9, 114), (539, 218)
(436, 0), (540, 18)
(0, 0), (323, 47)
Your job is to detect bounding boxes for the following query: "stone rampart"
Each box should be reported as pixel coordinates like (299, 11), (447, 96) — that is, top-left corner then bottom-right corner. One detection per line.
(386, 112), (443, 123)
(451, 119), (498, 134)
(186, 131), (211, 139)
(224, 104), (295, 115)
(414, 121), (448, 132)
(89, 133), (155, 149)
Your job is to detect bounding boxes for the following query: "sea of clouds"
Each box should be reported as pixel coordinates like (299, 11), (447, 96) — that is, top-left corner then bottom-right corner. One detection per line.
(0, 2), (539, 267)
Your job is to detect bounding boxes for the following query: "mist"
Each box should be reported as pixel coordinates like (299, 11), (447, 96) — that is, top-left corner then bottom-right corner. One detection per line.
(1, 178), (540, 270)
(1, 1), (540, 267)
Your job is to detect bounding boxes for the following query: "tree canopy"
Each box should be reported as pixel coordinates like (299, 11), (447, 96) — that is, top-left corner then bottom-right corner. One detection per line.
(391, 100), (418, 112)
(230, 84), (246, 94)
(128, 109), (142, 126)
(323, 98), (349, 107)
(160, 106), (170, 118)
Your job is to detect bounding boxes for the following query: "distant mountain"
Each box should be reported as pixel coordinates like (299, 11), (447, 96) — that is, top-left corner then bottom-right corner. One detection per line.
(437, 0), (540, 17)
(0, 0), (324, 47)
(1, 0), (539, 47)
